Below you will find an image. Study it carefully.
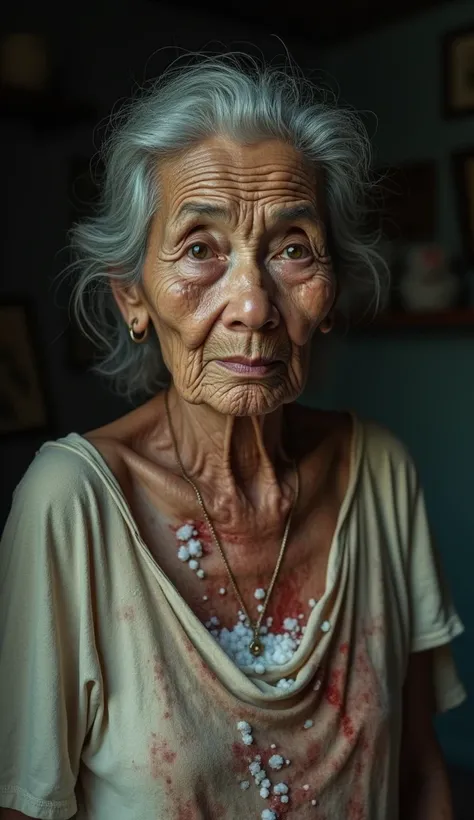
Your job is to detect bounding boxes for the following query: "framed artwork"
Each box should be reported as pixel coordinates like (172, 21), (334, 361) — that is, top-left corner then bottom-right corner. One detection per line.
(443, 26), (474, 118)
(0, 302), (51, 435)
(453, 149), (474, 262)
(67, 156), (103, 369)
(375, 161), (437, 242)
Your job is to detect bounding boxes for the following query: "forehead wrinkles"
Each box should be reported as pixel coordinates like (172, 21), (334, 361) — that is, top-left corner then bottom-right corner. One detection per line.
(161, 149), (318, 220)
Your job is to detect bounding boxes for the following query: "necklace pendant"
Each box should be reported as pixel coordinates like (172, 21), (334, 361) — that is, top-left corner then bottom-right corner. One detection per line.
(249, 637), (263, 657)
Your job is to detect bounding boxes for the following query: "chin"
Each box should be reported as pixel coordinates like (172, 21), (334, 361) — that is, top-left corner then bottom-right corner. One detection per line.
(200, 380), (302, 417)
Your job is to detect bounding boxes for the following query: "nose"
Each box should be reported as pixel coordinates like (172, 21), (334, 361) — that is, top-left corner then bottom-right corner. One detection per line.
(221, 264), (280, 332)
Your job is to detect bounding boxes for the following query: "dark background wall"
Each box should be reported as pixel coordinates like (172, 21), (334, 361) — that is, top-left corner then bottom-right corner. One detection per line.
(1, 0), (473, 781)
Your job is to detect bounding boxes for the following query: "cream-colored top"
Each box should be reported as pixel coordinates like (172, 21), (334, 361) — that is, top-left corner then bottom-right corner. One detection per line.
(0, 417), (465, 820)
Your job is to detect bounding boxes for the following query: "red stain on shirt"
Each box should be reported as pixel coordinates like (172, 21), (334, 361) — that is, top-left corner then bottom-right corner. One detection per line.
(149, 733), (177, 778)
(116, 604), (135, 621)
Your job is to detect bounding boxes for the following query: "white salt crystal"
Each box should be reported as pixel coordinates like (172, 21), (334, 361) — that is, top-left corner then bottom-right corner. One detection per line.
(240, 780), (250, 790)
(254, 588), (266, 600)
(261, 811), (277, 820)
(303, 720), (313, 729)
(176, 524), (194, 541)
(242, 733), (253, 746)
(320, 620), (331, 633)
(273, 782), (289, 794)
(188, 559), (199, 571)
(254, 662), (266, 675)
(280, 795), (289, 803)
(219, 587), (227, 595)
(268, 754), (284, 770)
(177, 545), (190, 562)
(249, 761), (261, 776)
(308, 598), (316, 608)
(187, 539), (202, 557)
(260, 787), (270, 798)
(196, 569), (205, 579)
(237, 720), (251, 733)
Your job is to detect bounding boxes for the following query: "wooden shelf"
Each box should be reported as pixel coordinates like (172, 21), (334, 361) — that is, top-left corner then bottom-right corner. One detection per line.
(0, 86), (96, 130)
(357, 307), (474, 331)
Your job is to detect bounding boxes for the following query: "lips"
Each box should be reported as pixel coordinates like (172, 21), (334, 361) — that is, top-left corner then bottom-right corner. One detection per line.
(215, 356), (283, 375)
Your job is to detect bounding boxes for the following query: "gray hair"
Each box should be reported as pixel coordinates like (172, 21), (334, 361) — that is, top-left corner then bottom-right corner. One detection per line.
(69, 52), (387, 399)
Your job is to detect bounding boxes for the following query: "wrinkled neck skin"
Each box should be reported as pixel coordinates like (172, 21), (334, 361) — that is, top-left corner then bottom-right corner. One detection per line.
(166, 386), (296, 535)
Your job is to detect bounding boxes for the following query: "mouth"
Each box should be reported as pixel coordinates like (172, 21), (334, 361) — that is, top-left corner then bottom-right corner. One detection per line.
(215, 356), (283, 376)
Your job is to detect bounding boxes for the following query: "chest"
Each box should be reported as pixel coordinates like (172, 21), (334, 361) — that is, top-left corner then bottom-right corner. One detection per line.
(134, 484), (335, 610)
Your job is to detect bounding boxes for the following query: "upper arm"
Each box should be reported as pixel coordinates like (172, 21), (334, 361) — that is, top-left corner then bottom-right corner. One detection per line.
(400, 650), (445, 779)
(0, 446), (101, 818)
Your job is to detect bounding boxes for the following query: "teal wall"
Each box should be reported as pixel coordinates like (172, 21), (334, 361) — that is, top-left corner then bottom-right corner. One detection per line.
(306, 1), (474, 768)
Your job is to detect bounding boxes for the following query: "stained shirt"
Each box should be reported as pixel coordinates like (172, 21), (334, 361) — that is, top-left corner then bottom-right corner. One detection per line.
(0, 417), (465, 820)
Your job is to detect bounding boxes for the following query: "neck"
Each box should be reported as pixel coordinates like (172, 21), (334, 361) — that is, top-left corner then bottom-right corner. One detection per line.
(165, 387), (292, 512)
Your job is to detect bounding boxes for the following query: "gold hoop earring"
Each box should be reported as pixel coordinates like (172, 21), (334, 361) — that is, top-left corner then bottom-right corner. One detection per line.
(129, 317), (148, 344)
(319, 314), (334, 334)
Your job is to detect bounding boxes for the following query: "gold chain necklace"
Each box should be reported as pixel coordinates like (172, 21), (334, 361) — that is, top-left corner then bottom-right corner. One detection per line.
(164, 390), (299, 657)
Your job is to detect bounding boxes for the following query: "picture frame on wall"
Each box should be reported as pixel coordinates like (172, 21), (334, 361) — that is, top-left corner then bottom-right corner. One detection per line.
(453, 149), (474, 263)
(67, 155), (103, 370)
(0, 301), (52, 435)
(443, 26), (474, 118)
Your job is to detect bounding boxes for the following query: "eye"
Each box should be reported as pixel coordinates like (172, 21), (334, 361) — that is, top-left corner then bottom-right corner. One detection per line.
(187, 242), (213, 260)
(282, 243), (311, 260)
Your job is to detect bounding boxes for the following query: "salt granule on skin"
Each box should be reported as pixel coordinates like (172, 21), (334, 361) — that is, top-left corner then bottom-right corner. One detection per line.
(273, 783), (289, 795)
(188, 559), (199, 571)
(260, 787), (270, 799)
(240, 781), (250, 790)
(219, 587), (227, 595)
(262, 779), (271, 788)
(268, 754), (284, 770)
(177, 545), (190, 562)
(176, 524), (194, 541)
(303, 719), (313, 729)
(187, 538), (202, 557)
(196, 569), (205, 579)
(249, 761), (261, 776)
(254, 588), (266, 600)
(308, 597), (317, 608)
(242, 733), (253, 746)
(280, 795), (289, 804)
(237, 720), (251, 733)
(261, 810), (277, 820)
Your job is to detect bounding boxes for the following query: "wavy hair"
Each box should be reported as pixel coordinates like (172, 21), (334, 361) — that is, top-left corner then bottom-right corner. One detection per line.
(69, 52), (387, 399)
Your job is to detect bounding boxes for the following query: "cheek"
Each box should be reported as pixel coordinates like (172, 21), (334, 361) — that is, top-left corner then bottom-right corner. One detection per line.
(283, 275), (336, 346)
(150, 273), (219, 349)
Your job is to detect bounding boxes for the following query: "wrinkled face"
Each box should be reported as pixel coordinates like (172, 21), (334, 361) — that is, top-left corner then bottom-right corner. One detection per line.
(139, 136), (335, 416)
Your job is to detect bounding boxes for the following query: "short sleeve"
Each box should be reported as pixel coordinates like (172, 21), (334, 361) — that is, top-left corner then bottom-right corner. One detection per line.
(0, 446), (102, 819)
(408, 471), (466, 713)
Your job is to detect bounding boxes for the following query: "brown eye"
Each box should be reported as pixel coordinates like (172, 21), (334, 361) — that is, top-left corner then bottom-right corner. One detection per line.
(188, 243), (211, 260)
(283, 244), (309, 260)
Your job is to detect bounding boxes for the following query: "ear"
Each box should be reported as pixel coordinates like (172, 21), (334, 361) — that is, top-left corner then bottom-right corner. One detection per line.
(110, 277), (149, 336)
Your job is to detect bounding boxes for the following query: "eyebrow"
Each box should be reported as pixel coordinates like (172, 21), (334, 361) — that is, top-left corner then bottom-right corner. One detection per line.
(175, 201), (320, 226)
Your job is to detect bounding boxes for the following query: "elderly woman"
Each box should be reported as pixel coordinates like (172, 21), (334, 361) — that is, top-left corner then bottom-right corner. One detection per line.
(0, 55), (465, 820)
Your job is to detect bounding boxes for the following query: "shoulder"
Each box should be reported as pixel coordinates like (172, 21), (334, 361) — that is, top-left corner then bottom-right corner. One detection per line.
(10, 434), (111, 523)
(359, 419), (418, 487)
